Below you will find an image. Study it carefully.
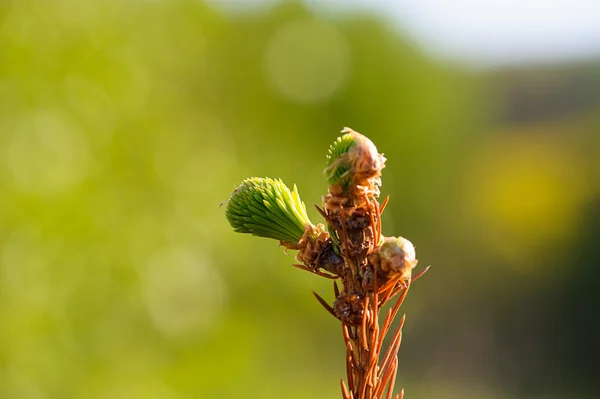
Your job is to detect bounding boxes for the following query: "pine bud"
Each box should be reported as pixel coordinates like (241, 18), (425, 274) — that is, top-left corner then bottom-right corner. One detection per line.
(324, 127), (385, 190)
(369, 236), (418, 280)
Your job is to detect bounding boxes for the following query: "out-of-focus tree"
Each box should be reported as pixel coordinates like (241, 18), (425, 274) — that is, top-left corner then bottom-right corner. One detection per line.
(0, 0), (599, 398)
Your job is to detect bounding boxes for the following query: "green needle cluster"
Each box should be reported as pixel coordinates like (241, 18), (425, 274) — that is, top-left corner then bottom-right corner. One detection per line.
(225, 177), (311, 244)
(325, 132), (357, 186)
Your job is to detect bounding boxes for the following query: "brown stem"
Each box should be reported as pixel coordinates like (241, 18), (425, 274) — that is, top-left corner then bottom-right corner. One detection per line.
(317, 130), (428, 399)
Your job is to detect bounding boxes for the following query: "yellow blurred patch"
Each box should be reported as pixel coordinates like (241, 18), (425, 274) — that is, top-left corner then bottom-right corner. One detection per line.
(464, 130), (591, 267)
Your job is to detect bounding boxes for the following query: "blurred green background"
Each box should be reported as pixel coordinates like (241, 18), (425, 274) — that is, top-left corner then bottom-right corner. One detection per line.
(1, 0), (599, 398)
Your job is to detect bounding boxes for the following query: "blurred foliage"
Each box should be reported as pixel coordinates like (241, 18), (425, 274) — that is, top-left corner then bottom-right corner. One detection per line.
(0, 0), (599, 398)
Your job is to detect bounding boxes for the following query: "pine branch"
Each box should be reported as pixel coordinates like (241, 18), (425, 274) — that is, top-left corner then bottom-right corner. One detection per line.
(224, 127), (429, 398)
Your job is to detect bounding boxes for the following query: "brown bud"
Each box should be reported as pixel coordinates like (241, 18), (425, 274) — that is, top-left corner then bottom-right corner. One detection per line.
(296, 223), (344, 276)
(333, 293), (364, 325)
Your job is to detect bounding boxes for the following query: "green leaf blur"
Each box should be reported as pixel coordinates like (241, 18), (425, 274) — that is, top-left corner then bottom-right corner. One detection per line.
(1, 1), (599, 399)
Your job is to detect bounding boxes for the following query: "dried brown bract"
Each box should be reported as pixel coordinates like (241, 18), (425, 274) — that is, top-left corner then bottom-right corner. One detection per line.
(295, 223), (344, 278)
(333, 292), (365, 326)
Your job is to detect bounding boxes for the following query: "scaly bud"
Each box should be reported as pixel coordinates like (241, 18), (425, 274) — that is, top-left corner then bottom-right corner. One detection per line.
(324, 127), (386, 192)
(323, 128), (386, 216)
(369, 236), (418, 280)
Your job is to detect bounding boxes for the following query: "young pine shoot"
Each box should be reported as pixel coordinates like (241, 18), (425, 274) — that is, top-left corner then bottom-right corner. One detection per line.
(224, 128), (429, 399)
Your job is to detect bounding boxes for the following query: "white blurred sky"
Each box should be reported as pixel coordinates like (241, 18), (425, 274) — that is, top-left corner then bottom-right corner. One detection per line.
(210, 0), (600, 67)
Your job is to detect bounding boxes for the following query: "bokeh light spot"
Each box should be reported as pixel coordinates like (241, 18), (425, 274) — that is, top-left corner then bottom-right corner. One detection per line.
(1, 227), (57, 309)
(65, 75), (117, 147)
(5, 110), (91, 195)
(2, 369), (46, 399)
(264, 19), (350, 104)
(141, 247), (227, 337)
